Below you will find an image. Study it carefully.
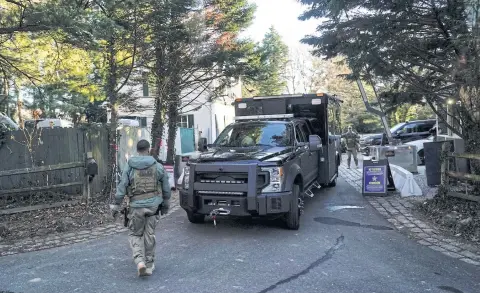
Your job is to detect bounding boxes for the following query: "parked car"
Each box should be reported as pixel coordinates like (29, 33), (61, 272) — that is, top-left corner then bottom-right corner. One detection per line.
(36, 118), (73, 128)
(0, 113), (19, 146)
(0, 113), (19, 130)
(404, 127), (437, 165)
(25, 118), (73, 129)
(360, 119), (436, 155)
(404, 135), (434, 165)
(24, 119), (44, 129)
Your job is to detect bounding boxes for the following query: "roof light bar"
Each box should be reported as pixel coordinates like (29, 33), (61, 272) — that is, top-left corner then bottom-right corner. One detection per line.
(234, 114), (294, 120)
(253, 94), (303, 100)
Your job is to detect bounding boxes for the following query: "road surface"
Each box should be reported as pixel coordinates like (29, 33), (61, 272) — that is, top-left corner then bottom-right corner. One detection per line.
(1, 178), (479, 293)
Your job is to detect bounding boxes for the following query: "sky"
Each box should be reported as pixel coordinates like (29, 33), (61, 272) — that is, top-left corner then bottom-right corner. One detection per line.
(241, 0), (321, 50)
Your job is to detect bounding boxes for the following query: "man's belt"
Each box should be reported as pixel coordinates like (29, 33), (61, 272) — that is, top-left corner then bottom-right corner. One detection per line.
(130, 192), (157, 201)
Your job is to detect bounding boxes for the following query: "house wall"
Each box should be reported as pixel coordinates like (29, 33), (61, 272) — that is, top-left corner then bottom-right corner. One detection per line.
(117, 76), (241, 158)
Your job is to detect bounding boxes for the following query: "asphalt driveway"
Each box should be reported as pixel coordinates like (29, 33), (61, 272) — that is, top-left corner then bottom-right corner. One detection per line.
(1, 178), (479, 293)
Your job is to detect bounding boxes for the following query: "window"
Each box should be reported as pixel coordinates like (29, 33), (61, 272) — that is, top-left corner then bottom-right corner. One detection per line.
(402, 123), (418, 133)
(214, 122), (293, 147)
(295, 125), (307, 142)
(177, 115), (194, 128)
(307, 120), (317, 134)
(327, 103), (341, 135)
(309, 118), (326, 144)
(301, 123), (311, 140)
(119, 116), (147, 127)
(328, 107), (336, 135)
(418, 122), (434, 132)
(335, 105), (342, 135)
(391, 122), (406, 133)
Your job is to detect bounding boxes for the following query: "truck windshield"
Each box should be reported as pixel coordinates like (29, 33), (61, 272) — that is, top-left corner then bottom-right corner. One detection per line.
(215, 122), (293, 147)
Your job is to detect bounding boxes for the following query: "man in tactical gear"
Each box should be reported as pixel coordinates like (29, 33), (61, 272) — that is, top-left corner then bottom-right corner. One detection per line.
(111, 139), (171, 277)
(341, 126), (360, 169)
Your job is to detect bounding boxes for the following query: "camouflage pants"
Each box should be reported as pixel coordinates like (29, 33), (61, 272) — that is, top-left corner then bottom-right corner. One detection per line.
(127, 206), (160, 267)
(347, 148), (358, 167)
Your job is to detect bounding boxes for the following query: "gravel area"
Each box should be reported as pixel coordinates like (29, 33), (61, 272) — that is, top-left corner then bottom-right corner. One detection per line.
(0, 191), (180, 256)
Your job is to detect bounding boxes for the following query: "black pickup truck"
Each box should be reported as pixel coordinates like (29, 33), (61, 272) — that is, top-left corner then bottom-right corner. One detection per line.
(179, 94), (342, 229)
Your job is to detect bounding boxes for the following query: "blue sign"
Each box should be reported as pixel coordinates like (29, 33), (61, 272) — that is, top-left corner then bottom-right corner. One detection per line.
(363, 165), (387, 194)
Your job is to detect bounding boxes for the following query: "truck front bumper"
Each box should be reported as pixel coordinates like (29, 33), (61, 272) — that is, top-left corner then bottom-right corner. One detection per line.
(179, 189), (292, 216)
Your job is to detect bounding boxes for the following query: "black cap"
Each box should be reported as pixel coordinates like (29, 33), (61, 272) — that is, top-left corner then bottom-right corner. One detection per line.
(137, 139), (150, 152)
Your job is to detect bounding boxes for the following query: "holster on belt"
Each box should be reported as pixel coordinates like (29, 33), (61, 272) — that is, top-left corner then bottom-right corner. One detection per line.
(123, 207), (129, 227)
(123, 196), (130, 227)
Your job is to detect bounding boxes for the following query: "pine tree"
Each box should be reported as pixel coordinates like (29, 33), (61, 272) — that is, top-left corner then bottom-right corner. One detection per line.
(298, 0), (480, 152)
(146, 0), (256, 163)
(254, 27), (289, 96)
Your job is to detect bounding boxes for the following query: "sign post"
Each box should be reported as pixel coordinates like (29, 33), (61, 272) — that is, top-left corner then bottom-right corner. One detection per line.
(362, 159), (388, 196)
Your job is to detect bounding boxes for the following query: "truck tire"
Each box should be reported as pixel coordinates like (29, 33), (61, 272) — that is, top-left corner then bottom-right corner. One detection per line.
(328, 163), (339, 187)
(328, 177), (337, 187)
(186, 211), (205, 224)
(323, 161), (338, 188)
(285, 184), (300, 230)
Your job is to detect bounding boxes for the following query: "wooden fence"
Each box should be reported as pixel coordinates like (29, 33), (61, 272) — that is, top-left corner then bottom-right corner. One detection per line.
(440, 141), (480, 203)
(0, 126), (108, 214)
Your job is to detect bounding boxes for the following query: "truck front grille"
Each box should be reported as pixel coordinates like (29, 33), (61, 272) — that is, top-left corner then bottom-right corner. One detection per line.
(196, 172), (268, 188)
(197, 172), (248, 183)
(200, 179), (245, 184)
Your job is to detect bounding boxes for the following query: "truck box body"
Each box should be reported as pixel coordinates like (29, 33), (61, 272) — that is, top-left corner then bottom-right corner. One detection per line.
(234, 94), (340, 185)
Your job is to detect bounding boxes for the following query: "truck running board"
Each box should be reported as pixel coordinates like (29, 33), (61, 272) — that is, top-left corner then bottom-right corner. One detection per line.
(304, 181), (321, 198)
(305, 189), (314, 198)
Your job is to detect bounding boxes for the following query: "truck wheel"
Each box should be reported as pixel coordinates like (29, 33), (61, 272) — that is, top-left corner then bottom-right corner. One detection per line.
(186, 211), (205, 224)
(323, 162), (338, 188)
(285, 184), (300, 230)
(328, 177), (337, 187)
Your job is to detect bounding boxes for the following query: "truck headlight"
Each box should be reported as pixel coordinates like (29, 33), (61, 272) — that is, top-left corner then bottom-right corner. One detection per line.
(262, 167), (284, 193)
(183, 167), (190, 189)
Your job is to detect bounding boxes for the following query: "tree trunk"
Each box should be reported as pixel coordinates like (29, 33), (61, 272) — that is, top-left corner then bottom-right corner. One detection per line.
(0, 74), (7, 113)
(16, 86), (23, 129)
(151, 46), (167, 157)
(151, 94), (165, 157)
(104, 40), (118, 199)
(463, 121), (480, 171)
(166, 96), (179, 164)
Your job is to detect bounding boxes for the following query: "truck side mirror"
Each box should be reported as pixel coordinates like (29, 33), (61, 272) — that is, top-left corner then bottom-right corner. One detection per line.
(308, 135), (322, 151)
